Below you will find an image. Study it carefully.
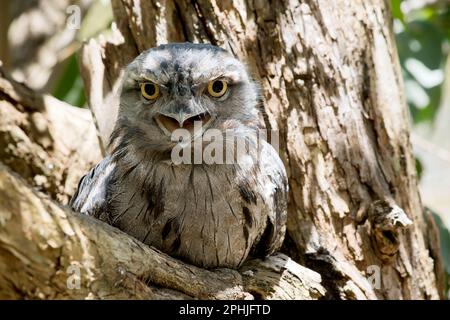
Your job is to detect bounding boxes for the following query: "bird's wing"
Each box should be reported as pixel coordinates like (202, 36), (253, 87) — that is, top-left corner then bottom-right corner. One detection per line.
(69, 155), (115, 218)
(253, 140), (288, 257)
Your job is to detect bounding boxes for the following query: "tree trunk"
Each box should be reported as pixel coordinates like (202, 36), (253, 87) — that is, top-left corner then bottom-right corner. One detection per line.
(0, 0), (444, 299)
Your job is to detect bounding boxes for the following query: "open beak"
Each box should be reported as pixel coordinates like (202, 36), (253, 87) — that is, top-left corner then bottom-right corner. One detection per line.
(155, 111), (212, 137)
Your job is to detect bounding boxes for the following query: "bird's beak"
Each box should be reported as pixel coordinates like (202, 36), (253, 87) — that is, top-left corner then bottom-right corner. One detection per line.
(175, 110), (192, 127)
(155, 111), (212, 136)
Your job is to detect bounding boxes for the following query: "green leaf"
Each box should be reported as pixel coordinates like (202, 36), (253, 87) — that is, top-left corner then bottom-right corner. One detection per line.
(52, 55), (86, 107)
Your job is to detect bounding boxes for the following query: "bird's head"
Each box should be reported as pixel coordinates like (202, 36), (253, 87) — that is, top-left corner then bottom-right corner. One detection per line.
(113, 43), (261, 156)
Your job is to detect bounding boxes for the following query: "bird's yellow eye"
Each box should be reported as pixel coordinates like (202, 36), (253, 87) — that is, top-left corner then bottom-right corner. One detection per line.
(140, 82), (159, 100)
(207, 80), (228, 98)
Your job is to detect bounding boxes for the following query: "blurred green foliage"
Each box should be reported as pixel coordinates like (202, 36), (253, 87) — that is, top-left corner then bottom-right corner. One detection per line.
(52, 0), (113, 107)
(53, 55), (86, 107)
(392, 0), (449, 123)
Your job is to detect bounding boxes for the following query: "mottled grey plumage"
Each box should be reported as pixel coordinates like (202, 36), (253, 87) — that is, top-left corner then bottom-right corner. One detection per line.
(70, 43), (288, 269)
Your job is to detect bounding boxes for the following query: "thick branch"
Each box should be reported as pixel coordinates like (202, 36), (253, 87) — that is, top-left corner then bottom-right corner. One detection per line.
(0, 163), (325, 299)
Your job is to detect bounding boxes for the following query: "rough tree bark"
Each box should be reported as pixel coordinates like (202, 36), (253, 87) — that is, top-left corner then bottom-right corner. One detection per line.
(0, 0), (444, 299)
(0, 66), (102, 203)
